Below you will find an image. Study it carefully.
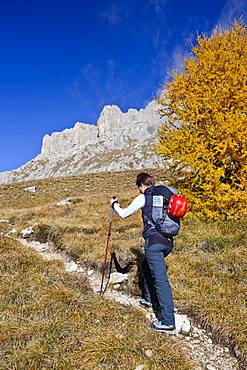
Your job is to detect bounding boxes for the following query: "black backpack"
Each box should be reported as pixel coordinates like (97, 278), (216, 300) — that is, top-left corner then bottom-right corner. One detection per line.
(145, 185), (181, 237)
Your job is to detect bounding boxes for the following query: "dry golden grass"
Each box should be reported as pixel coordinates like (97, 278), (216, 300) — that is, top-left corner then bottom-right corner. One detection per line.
(0, 168), (246, 367)
(170, 217), (247, 359)
(0, 234), (192, 369)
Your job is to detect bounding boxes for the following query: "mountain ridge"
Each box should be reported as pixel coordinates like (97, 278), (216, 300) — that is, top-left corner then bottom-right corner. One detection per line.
(0, 100), (166, 184)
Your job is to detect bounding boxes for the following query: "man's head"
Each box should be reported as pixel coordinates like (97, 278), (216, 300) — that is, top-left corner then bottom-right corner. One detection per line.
(136, 173), (155, 190)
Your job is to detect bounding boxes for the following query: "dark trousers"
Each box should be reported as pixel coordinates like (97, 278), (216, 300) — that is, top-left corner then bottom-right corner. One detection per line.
(143, 237), (175, 327)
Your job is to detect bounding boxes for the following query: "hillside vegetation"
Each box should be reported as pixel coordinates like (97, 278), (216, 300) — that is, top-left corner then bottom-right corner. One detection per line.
(0, 168), (246, 368)
(1, 234), (193, 369)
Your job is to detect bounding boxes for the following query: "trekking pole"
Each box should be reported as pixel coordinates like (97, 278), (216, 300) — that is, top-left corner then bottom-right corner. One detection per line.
(99, 198), (115, 295)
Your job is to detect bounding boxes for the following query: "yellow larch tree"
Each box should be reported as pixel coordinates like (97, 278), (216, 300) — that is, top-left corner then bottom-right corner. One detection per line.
(157, 20), (247, 219)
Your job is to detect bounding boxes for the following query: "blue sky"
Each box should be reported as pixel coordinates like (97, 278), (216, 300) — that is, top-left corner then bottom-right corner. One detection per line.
(1, 0), (247, 172)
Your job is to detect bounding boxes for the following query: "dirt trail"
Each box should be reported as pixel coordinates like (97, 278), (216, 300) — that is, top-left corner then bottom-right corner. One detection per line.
(19, 238), (241, 370)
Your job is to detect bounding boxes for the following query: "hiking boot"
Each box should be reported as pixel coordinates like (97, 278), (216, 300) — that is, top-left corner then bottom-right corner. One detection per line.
(151, 321), (176, 334)
(139, 298), (153, 312)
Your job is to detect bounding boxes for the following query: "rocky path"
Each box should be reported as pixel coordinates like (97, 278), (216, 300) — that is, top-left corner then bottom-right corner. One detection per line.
(19, 238), (241, 370)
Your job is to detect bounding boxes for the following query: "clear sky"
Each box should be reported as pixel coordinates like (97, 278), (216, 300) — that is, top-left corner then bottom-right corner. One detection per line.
(1, 0), (247, 172)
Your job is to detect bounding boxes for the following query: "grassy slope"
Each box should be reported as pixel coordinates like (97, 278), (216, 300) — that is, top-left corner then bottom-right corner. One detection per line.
(0, 168), (246, 367)
(0, 235), (192, 369)
(171, 218), (247, 362)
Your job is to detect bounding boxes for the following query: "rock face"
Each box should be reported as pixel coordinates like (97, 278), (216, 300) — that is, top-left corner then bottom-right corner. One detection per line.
(0, 101), (166, 184)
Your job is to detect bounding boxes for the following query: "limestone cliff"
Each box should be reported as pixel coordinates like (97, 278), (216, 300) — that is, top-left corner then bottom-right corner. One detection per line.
(0, 100), (166, 184)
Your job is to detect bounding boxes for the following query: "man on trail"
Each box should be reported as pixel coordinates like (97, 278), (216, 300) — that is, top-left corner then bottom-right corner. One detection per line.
(110, 172), (176, 335)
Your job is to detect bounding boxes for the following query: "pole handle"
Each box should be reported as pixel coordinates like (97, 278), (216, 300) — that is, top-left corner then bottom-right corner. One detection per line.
(110, 196), (116, 221)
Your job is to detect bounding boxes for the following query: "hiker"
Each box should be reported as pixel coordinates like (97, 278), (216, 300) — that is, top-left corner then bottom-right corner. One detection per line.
(110, 172), (176, 334)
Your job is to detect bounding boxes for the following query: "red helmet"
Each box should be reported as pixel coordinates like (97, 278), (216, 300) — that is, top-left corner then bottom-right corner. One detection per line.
(167, 194), (189, 219)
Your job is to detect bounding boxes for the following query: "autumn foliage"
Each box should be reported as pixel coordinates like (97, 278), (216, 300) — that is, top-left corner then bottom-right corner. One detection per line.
(157, 20), (247, 219)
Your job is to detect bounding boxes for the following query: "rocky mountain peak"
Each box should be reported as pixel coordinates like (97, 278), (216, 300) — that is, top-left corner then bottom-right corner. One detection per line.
(0, 100), (165, 184)
(41, 122), (98, 157)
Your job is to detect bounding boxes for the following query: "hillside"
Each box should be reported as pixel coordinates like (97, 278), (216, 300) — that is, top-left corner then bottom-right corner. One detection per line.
(0, 168), (246, 369)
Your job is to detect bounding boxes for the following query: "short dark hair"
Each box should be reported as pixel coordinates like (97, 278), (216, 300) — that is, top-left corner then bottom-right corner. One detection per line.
(136, 172), (155, 187)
